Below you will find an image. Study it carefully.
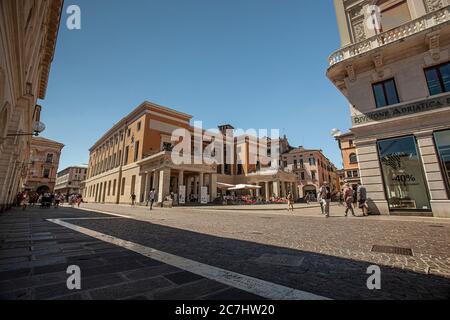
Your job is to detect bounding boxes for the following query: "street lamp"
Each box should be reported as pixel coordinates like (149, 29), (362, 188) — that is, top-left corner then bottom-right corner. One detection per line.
(330, 128), (342, 138)
(7, 120), (46, 137)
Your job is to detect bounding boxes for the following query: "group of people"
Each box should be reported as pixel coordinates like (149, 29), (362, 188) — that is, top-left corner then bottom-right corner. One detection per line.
(15, 191), (83, 210)
(316, 182), (368, 218)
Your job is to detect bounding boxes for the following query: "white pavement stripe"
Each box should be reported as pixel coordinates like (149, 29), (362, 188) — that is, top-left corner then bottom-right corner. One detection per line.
(47, 218), (330, 300)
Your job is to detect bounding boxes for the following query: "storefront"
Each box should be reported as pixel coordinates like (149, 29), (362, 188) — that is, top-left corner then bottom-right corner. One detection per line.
(434, 130), (450, 197)
(377, 136), (431, 211)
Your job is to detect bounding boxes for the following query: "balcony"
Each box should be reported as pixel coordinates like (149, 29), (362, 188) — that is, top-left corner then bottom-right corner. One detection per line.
(328, 6), (450, 67)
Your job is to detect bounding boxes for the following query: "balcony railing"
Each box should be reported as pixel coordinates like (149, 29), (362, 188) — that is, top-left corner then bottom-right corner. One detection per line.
(328, 6), (450, 67)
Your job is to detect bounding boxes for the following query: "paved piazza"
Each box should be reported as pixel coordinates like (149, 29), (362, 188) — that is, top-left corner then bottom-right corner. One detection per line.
(0, 203), (449, 300)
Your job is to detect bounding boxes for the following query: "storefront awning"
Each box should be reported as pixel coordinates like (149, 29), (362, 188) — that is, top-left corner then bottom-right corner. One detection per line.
(228, 184), (262, 191)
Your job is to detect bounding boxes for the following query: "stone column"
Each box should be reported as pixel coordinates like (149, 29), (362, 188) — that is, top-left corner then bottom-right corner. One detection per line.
(178, 170), (184, 203)
(356, 138), (389, 215)
(210, 173), (217, 201)
(142, 173), (151, 204)
(265, 181), (270, 201)
(273, 181), (280, 197)
(198, 172), (204, 203)
(158, 168), (171, 205)
(152, 170), (159, 192)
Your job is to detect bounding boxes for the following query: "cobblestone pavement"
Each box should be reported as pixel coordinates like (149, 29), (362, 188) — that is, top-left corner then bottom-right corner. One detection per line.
(1, 204), (449, 300)
(0, 207), (261, 300)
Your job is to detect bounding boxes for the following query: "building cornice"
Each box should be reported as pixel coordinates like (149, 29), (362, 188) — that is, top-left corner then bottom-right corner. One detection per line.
(38, 0), (64, 100)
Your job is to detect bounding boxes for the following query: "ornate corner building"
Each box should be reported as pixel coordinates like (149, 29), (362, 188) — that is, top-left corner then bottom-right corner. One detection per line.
(327, 0), (450, 217)
(0, 0), (64, 211)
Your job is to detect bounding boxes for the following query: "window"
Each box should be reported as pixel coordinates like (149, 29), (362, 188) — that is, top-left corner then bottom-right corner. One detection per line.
(137, 121), (141, 131)
(311, 171), (316, 180)
(43, 168), (50, 178)
(134, 141), (140, 162)
(121, 178), (126, 195)
(112, 179), (117, 196)
(283, 161), (288, 167)
(309, 157), (316, 166)
(127, 129), (131, 137)
(378, 0), (411, 32)
(162, 142), (173, 151)
(434, 130), (450, 196)
(347, 171), (353, 178)
(237, 164), (243, 175)
(349, 153), (358, 164)
(353, 170), (359, 177)
(46, 154), (53, 163)
(124, 146), (129, 165)
(425, 62), (450, 96)
(378, 136), (430, 210)
(300, 172), (305, 180)
(372, 79), (399, 108)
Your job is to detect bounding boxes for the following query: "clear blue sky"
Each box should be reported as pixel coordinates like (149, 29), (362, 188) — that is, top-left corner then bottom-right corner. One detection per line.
(39, 0), (350, 170)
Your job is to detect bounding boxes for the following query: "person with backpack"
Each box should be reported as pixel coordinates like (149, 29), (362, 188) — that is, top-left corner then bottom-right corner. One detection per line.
(287, 192), (294, 212)
(148, 189), (155, 210)
(357, 182), (369, 216)
(319, 183), (331, 217)
(343, 183), (356, 217)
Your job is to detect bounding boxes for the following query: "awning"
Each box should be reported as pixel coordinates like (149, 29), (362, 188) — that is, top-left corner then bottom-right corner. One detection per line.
(228, 184), (262, 191)
(217, 182), (235, 189)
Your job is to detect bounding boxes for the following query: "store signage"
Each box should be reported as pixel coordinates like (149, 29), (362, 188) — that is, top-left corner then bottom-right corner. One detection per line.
(352, 94), (450, 125)
(200, 186), (208, 204)
(179, 185), (186, 204)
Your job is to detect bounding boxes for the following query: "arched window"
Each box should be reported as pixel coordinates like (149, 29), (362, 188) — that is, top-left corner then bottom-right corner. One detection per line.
(349, 153), (358, 164)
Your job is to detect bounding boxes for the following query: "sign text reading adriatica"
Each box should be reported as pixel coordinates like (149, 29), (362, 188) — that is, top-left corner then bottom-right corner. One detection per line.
(352, 94), (450, 125)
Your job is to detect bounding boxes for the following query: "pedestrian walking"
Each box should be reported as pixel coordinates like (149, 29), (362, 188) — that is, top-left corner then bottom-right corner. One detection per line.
(343, 183), (356, 217)
(319, 183), (331, 217)
(287, 192), (294, 212)
(357, 182), (369, 216)
(130, 193), (136, 206)
(148, 189), (155, 210)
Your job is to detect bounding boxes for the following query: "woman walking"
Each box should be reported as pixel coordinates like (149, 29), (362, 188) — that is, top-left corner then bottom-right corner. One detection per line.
(343, 183), (356, 217)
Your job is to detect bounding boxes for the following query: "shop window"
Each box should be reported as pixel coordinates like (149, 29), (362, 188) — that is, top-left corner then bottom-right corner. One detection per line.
(378, 136), (431, 210)
(425, 62), (450, 96)
(373, 78), (399, 108)
(434, 130), (450, 196)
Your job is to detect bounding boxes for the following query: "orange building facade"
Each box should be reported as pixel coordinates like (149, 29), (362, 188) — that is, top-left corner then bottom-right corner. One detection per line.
(84, 101), (299, 205)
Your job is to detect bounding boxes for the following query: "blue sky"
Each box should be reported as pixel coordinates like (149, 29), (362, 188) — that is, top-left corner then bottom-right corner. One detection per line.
(39, 0), (350, 170)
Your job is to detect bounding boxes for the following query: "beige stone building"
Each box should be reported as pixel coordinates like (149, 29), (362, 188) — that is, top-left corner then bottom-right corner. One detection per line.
(23, 137), (64, 193)
(84, 101), (299, 206)
(281, 147), (339, 199)
(0, 0), (63, 210)
(327, 0), (450, 217)
(55, 166), (88, 195)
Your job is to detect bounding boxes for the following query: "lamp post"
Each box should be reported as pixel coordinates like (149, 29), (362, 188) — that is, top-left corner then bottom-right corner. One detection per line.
(7, 120), (46, 137)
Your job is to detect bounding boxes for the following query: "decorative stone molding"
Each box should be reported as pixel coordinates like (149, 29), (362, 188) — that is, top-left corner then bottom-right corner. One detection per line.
(372, 52), (384, 77)
(345, 64), (357, 82)
(426, 31), (441, 61)
(423, 0), (445, 13)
